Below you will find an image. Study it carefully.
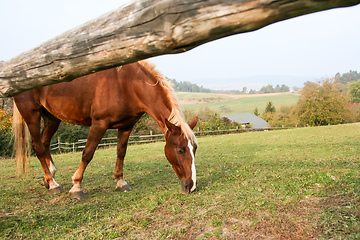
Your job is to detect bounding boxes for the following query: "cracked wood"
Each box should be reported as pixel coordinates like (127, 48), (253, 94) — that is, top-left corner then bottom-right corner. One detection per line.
(1, 0), (360, 97)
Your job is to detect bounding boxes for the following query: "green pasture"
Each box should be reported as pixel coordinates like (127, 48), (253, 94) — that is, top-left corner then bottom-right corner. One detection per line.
(176, 92), (299, 114)
(1, 123), (360, 239)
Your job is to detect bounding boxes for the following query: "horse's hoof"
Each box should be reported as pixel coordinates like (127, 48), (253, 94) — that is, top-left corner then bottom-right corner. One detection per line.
(49, 186), (63, 194)
(70, 191), (86, 200)
(115, 184), (132, 192)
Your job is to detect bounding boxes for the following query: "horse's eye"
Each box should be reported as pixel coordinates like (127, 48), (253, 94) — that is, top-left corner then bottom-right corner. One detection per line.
(176, 148), (185, 154)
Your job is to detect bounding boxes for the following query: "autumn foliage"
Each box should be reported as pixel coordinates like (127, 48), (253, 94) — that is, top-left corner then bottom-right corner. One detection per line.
(260, 78), (357, 127)
(296, 80), (354, 126)
(0, 108), (13, 157)
(0, 108), (12, 133)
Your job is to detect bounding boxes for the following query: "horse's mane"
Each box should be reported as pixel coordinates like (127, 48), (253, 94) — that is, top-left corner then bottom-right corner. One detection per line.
(138, 60), (197, 144)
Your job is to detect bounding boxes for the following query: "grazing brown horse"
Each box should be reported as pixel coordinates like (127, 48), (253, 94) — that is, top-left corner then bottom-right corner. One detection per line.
(13, 61), (198, 199)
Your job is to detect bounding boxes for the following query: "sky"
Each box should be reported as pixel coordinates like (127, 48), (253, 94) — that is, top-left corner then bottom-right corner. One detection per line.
(1, 0), (359, 90)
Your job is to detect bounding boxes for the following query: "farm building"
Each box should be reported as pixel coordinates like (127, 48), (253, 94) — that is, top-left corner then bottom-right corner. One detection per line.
(222, 113), (270, 129)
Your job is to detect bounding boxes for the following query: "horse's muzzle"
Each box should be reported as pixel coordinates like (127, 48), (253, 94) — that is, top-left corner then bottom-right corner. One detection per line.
(181, 178), (196, 193)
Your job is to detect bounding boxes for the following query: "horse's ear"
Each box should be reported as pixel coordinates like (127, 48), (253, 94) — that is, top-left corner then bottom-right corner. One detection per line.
(188, 116), (198, 130)
(165, 118), (180, 133)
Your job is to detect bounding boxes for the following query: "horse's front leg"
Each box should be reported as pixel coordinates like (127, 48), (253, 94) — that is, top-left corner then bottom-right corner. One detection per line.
(69, 122), (108, 199)
(114, 129), (132, 192)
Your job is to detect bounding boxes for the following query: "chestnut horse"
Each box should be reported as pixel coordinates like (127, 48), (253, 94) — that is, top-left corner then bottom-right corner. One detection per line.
(13, 61), (198, 199)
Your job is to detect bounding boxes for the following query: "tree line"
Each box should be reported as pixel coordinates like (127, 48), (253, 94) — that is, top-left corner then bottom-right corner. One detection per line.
(168, 79), (212, 93)
(169, 78), (291, 94)
(256, 71), (360, 127)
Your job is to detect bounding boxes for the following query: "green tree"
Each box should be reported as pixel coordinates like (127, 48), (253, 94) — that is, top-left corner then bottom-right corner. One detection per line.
(280, 84), (290, 92)
(334, 70), (360, 93)
(132, 113), (161, 135)
(348, 79), (360, 103)
(169, 79), (211, 93)
(259, 102), (276, 125)
(264, 101), (276, 113)
(295, 79), (354, 126)
(52, 122), (90, 144)
(275, 85), (281, 92)
(336, 70), (360, 84)
(267, 105), (298, 127)
(253, 107), (260, 116)
(241, 87), (247, 94)
(260, 84), (275, 93)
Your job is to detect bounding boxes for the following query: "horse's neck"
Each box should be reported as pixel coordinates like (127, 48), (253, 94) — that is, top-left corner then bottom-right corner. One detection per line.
(130, 62), (176, 134)
(141, 87), (173, 134)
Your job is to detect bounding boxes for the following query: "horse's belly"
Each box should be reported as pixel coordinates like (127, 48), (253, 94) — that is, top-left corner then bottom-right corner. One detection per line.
(43, 98), (92, 126)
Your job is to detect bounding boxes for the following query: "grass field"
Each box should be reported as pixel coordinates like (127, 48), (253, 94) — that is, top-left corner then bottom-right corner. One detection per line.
(1, 123), (360, 239)
(176, 92), (299, 114)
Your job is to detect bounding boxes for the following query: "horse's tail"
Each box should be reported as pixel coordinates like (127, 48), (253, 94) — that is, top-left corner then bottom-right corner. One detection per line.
(12, 102), (30, 177)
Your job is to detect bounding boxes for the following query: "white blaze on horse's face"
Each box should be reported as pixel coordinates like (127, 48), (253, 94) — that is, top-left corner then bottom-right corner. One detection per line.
(188, 140), (197, 192)
(164, 117), (198, 194)
(164, 136), (197, 193)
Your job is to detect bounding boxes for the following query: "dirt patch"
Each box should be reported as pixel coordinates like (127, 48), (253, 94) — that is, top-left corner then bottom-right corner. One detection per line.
(112, 197), (322, 239)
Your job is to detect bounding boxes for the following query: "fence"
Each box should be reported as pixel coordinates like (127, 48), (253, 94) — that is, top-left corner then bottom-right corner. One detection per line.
(50, 126), (293, 153)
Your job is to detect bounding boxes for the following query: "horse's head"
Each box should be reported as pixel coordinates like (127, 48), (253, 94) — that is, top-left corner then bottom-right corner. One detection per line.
(164, 116), (198, 194)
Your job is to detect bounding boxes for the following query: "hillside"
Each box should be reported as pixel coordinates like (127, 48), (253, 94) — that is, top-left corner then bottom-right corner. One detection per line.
(1, 123), (359, 239)
(175, 91), (299, 114)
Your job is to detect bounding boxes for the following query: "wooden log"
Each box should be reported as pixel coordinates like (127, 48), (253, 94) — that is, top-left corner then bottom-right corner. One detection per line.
(1, 0), (359, 97)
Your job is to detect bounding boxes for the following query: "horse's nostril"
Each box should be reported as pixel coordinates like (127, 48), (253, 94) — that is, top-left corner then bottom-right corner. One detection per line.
(181, 179), (193, 194)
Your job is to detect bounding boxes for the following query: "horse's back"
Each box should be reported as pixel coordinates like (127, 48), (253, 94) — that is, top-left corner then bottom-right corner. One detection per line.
(41, 67), (125, 125)
(14, 63), (147, 127)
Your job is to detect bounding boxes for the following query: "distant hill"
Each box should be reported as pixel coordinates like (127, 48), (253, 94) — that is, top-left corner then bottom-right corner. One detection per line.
(168, 71), (359, 93)
(169, 77), (295, 94)
(187, 75), (317, 92)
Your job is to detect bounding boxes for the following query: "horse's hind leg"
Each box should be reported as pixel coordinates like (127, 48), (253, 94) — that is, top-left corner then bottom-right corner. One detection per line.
(20, 107), (63, 194)
(69, 122), (108, 199)
(41, 113), (61, 188)
(114, 129), (132, 192)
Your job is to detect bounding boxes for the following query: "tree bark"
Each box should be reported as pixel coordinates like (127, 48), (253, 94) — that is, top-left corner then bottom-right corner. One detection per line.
(1, 0), (359, 97)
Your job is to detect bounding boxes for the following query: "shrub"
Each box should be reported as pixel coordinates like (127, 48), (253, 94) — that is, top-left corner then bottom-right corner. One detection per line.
(295, 79), (355, 126)
(0, 109), (13, 157)
(183, 108), (242, 131)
